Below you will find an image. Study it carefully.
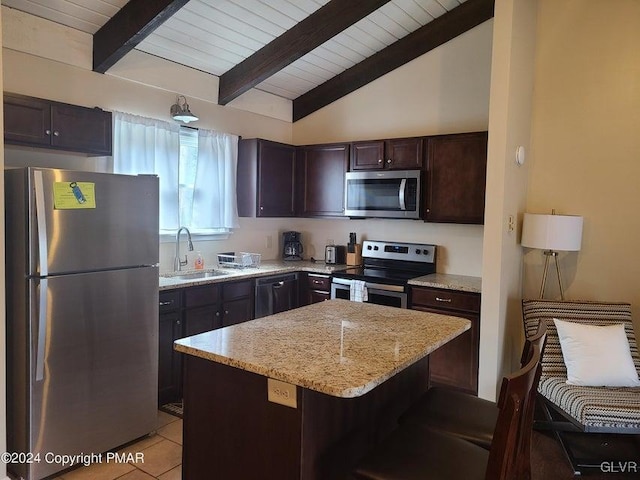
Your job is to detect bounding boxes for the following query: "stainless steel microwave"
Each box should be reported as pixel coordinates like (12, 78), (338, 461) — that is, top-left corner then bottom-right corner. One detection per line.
(344, 170), (421, 219)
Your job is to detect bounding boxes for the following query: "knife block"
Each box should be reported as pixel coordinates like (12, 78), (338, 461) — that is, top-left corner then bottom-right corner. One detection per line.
(346, 244), (362, 266)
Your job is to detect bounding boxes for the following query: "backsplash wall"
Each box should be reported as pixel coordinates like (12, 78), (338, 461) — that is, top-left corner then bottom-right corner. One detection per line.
(160, 217), (483, 277)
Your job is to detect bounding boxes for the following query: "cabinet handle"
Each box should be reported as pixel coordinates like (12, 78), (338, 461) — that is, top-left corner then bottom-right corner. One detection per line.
(260, 206), (264, 211)
(386, 158), (392, 164)
(313, 280), (321, 285)
(377, 159), (382, 164)
(159, 301), (173, 306)
(45, 129), (51, 136)
(225, 310), (229, 315)
(53, 131), (60, 137)
(435, 297), (452, 303)
(176, 320), (181, 325)
(216, 311), (220, 316)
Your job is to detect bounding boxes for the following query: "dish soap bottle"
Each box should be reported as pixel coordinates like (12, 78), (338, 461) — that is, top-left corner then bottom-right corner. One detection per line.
(194, 252), (205, 270)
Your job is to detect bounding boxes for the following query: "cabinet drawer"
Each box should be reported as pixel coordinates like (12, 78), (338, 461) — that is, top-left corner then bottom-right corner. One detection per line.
(223, 280), (253, 301)
(411, 287), (480, 314)
(185, 284), (220, 308)
(306, 274), (331, 292)
(159, 290), (182, 313)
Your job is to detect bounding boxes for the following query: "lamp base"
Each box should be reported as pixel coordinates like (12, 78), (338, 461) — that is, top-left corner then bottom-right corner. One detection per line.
(540, 250), (565, 300)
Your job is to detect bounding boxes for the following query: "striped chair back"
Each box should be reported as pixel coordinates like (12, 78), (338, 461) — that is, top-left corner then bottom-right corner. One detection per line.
(521, 300), (639, 378)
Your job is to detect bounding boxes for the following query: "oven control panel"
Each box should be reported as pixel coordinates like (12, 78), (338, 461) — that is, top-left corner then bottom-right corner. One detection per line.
(362, 240), (436, 264)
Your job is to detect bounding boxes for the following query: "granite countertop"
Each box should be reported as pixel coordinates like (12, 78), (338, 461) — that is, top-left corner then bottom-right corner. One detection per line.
(174, 299), (470, 398)
(408, 273), (482, 293)
(159, 259), (349, 290)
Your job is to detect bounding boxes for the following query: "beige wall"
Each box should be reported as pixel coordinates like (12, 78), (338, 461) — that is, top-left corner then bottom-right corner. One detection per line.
(292, 20), (493, 144)
(287, 20), (494, 278)
(526, 0), (640, 334)
(479, 0), (538, 399)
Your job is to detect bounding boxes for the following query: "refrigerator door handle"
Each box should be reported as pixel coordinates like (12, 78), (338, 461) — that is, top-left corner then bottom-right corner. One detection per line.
(36, 278), (48, 382)
(34, 170), (49, 277)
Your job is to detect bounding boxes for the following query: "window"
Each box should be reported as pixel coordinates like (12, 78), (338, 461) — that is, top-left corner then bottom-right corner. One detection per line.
(177, 127), (198, 231)
(113, 111), (239, 238)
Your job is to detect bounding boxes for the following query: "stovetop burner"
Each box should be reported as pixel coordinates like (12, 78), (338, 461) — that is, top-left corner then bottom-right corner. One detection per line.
(332, 240), (436, 286)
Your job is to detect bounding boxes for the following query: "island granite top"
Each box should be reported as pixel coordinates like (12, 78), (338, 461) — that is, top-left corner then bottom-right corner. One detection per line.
(174, 299), (470, 398)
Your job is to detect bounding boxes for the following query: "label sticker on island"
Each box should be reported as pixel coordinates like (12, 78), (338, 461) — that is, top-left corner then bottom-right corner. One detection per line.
(267, 378), (297, 409)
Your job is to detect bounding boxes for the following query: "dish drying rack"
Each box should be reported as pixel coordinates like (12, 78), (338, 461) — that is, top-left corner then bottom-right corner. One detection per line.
(217, 252), (261, 269)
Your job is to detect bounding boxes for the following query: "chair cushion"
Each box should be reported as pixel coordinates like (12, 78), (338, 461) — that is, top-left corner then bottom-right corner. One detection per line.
(398, 386), (499, 449)
(553, 319), (640, 387)
(539, 376), (640, 432)
(522, 300), (640, 379)
(350, 426), (488, 480)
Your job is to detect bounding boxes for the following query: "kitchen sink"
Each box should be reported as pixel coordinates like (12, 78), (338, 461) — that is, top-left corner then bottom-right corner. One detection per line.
(162, 269), (230, 280)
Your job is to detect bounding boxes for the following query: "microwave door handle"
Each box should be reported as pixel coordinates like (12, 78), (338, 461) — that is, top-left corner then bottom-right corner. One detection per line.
(399, 178), (407, 210)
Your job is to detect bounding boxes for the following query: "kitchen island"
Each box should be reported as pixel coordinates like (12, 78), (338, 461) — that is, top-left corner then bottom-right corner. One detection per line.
(175, 299), (470, 480)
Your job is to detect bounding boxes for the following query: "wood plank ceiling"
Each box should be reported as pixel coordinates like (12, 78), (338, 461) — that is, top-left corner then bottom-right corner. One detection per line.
(3, 0), (494, 121)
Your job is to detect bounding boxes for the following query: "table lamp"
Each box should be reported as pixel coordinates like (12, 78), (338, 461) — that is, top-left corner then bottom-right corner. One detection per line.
(521, 212), (583, 299)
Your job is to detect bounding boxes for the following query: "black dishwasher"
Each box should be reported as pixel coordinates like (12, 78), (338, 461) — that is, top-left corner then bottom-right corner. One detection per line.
(254, 273), (299, 318)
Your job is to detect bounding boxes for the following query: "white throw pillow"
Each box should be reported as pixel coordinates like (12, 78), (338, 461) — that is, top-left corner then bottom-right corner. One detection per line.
(553, 318), (640, 387)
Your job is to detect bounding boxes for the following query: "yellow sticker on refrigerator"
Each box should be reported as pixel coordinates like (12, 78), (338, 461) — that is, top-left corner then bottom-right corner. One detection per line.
(53, 181), (96, 209)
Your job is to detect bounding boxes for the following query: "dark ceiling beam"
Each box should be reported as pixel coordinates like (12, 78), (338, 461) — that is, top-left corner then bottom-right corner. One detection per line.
(293, 0), (495, 122)
(93, 0), (189, 73)
(218, 0), (392, 106)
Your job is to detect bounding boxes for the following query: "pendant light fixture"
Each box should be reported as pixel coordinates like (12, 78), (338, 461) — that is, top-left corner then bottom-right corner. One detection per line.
(170, 95), (198, 123)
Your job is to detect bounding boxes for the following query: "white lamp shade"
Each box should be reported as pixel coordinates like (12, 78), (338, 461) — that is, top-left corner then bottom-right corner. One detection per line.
(521, 213), (583, 251)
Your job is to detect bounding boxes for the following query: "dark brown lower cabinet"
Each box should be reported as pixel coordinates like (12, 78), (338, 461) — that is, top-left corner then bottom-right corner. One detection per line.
(158, 290), (183, 406)
(158, 280), (253, 405)
(300, 273), (332, 305)
(410, 286), (480, 395)
(182, 355), (429, 480)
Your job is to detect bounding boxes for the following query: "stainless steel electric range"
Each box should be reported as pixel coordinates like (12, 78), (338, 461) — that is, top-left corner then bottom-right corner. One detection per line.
(331, 240), (436, 308)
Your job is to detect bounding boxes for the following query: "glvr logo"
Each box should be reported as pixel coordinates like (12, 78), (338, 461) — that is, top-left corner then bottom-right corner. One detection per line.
(600, 461), (638, 473)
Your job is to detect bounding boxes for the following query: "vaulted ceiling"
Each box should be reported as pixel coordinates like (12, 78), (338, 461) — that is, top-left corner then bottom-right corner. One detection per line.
(3, 0), (494, 121)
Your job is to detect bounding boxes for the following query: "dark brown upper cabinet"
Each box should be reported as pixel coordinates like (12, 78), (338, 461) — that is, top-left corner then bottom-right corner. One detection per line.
(3, 93), (112, 156)
(350, 137), (423, 171)
(424, 131), (488, 225)
(237, 138), (297, 217)
(296, 143), (349, 217)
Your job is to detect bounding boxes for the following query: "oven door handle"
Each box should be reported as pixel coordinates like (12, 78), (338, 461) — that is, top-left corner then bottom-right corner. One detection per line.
(331, 278), (405, 293)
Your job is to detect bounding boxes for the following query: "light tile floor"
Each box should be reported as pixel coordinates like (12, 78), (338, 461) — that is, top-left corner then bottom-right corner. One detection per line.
(51, 411), (182, 480)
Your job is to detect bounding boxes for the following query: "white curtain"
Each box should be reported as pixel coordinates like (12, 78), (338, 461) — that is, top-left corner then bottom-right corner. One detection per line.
(112, 111), (181, 231)
(193, 129), (239, 230)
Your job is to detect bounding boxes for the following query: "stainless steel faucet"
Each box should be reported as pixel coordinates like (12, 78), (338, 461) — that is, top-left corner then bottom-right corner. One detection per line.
(174, 226), (194, 271)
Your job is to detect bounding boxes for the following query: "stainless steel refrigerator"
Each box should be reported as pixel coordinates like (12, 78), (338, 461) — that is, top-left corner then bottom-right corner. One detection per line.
(5, 167), (159, 480)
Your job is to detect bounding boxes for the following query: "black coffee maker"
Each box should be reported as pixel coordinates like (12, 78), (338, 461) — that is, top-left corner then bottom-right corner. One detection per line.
(283, 231), (303, 261)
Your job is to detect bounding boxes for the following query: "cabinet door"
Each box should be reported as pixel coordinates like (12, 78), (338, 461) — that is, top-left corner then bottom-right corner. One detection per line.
(416, 308), (479, 395)
(308, 290), (330, 304)
(184, 305), (222, 337)
(385, 137), (423, 169)
(51, 104), (112, 155)
(158, 312), (183, 405)
(350, 140), (385, 170)
(424, 132), (488, 224)
(3, 94), (51, 147)
(221, 298), (253, 327)
(257, 140), (296, 217)
(297, 144), (349, 216)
